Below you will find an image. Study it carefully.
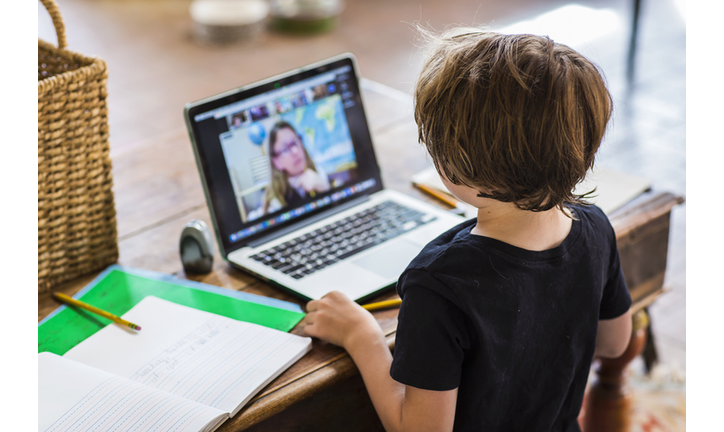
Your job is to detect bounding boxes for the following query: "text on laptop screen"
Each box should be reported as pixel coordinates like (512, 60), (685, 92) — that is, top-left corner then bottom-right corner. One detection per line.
(187, 59), (383, 251)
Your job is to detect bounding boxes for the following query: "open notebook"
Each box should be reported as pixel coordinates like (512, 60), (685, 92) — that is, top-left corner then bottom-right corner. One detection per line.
(38, 296), (312, 432)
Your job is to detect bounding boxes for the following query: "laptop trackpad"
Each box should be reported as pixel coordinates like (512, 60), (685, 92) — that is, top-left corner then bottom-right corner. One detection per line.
(351, 240), (421, 280)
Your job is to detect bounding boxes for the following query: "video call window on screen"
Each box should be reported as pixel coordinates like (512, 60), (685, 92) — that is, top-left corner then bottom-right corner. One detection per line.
(219, 83), (359, 226)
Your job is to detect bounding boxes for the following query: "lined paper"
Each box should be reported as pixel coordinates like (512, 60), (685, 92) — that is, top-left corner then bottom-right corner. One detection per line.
(39, 352), (226, 432)
(63, 296), (312, 415)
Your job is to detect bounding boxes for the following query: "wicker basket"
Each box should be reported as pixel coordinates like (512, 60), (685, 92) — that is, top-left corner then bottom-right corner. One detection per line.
(38, 0), (118, 293)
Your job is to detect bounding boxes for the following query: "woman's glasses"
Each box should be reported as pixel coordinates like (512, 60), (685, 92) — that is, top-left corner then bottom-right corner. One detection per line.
(273, 140), (302, 158)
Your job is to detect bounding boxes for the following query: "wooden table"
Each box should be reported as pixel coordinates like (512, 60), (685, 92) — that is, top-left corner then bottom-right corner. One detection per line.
(38, 80), (683, 432)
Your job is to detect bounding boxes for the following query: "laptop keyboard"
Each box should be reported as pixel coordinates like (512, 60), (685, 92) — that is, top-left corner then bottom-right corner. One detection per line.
(249, 200), (437, 280)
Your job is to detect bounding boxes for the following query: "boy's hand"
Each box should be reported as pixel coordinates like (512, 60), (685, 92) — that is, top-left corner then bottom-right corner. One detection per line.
(303, 291), (383, 350)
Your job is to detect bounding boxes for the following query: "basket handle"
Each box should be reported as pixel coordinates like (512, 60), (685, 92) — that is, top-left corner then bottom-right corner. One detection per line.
(40, 0), (67, 50)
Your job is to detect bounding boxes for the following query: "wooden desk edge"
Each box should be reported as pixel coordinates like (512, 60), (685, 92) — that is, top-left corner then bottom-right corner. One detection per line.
(224, 334), (397, 431)
(609, 191), (684, 238)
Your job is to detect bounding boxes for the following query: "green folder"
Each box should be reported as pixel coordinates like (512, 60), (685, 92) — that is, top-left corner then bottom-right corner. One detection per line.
(39, 265), (306, 355)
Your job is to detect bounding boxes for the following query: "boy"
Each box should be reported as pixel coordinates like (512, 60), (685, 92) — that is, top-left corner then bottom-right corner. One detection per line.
(303, 29), (632, 432)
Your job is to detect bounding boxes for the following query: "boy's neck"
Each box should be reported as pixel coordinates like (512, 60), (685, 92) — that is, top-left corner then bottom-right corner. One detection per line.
(435, 170), (572, 251)
(471, 201), (572, 252)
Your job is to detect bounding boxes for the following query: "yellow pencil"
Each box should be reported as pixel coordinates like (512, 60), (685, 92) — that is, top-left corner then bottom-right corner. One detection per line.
(362, 298), (402, 311)
(53, 292), (142, 331)
(414, 183), (460, 208)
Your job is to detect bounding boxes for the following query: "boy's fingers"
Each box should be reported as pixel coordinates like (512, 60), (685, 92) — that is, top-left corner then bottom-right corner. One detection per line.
(303, 313), (313, 325)
(302, 320), (327, 340)
(306, 299), (319, 312)
(302, 322), (316, 337)
(323, 290), (347, 303)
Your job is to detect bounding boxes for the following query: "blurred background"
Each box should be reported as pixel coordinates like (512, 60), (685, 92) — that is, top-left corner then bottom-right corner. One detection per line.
(36, 0), (685, 392)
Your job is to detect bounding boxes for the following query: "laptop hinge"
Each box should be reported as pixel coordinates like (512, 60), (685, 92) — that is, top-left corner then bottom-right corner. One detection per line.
(245, 195), (371, 248)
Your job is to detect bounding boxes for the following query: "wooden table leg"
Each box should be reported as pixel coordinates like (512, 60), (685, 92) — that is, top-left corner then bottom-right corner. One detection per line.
(581, 310), (649, 432)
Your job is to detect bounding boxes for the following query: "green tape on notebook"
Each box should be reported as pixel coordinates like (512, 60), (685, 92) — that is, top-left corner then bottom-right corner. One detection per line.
(39, 266), (305, 356)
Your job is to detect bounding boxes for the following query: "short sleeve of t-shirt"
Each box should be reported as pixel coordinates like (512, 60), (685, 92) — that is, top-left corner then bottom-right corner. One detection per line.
(598, 249), (632, 319)
(390, 271), (469, 391)
(596, 214), (632, 320)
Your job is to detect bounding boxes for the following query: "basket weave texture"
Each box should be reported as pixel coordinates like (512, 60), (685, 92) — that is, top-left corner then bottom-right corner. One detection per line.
(38, 0), (118, 293)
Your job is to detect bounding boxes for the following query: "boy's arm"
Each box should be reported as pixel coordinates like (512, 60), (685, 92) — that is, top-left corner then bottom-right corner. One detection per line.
(304, 291), (458, 432)
(594, 309), (632, 359)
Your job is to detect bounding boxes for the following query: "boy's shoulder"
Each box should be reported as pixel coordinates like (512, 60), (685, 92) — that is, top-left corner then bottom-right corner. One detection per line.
(406, 217), (478, 269)
(569, 204), (616, 239)
(396, 218), (477, 310)
(570, 203), (608, 221)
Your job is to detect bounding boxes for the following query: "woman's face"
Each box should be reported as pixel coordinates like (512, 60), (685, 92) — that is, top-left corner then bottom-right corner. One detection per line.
(271, 127), (307, 177)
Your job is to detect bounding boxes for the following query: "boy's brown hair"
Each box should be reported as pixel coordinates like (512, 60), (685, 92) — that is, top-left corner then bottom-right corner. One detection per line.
(414, 28), (613, 212)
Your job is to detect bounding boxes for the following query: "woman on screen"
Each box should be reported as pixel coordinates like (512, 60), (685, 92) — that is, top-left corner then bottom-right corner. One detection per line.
(263, 121), (331, 214)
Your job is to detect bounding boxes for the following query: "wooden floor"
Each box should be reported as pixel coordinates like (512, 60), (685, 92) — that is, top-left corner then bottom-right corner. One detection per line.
(37, 0), (685, 372)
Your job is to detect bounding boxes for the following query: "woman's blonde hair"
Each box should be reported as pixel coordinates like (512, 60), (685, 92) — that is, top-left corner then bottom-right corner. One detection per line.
(263, 120), (318, 212)
(414, 28), (613, 212)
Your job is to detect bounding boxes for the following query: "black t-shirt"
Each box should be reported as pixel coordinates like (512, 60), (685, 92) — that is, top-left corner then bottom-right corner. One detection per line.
(390, 205), (631, 432)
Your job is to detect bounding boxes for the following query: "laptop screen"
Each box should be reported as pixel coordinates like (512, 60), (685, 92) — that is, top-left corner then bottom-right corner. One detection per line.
(185, 55), (384, 254)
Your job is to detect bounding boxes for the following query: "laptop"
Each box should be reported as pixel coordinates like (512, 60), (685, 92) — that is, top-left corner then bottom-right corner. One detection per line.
(184, 53), (463, 302)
